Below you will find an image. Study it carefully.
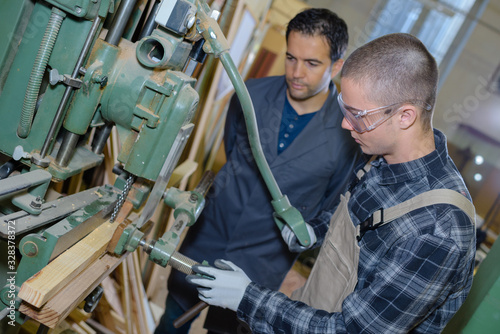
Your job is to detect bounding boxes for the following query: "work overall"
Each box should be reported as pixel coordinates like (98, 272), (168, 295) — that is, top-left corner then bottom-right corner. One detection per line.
(292, 164), (476, 313)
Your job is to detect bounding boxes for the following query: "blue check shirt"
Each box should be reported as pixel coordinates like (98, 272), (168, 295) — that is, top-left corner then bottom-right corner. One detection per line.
(237, 129), (476, 333)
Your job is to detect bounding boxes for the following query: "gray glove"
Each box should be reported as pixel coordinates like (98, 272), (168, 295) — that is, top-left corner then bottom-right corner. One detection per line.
(186, 259), (251, 312)
(281, 223), (317, 252)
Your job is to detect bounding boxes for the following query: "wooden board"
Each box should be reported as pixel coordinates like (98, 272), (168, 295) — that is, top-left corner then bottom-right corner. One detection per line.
(106, 201), (134, 253)
(18, 220), (119, 308)
(19, 253), (124, 328)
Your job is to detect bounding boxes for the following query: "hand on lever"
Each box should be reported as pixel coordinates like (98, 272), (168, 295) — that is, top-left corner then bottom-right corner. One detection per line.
(186, 259), (251, 312)
(281, 222), (317, 252)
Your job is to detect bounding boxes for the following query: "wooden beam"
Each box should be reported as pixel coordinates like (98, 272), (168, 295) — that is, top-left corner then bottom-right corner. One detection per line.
(126, 255), (148, 334)
(106, 202), (134, 253)
(19, 220), (119, 308)
(19, 253), (124, 328)
(120, 261), (133, 334)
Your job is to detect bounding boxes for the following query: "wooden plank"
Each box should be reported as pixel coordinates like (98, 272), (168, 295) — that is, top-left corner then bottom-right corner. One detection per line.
(18, 220), (119, 308)
(68, 307), (91, 324)
(101, 276), (124, 317)
(106, 201), (134, 253)
(126, 255), (148, 334)
(19, 253), (123, 328)
(168, 159), (198, 188)
(120, 261), (133, 334)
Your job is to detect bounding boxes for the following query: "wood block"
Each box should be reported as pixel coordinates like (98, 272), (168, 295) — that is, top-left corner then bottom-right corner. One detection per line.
(100, 276), (124, 317)
(106, 202), (134, 253)
(19, 221), (119, 308)
(19, 253), (123, 328)
(68, 306), (91, 324)
(168, 160), (198, 187)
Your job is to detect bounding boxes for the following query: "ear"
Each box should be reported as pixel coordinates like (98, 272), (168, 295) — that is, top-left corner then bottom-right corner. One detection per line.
(330, 59), (344, 79)
(398, 105), (418, 130)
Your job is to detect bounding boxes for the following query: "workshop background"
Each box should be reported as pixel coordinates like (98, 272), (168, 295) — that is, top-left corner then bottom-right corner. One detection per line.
(1, 0), (500, 333)
(157, 0), (500, 333)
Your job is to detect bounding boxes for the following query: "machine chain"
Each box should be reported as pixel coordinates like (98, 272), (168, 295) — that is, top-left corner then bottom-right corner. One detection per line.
(110, 175), (135, 222)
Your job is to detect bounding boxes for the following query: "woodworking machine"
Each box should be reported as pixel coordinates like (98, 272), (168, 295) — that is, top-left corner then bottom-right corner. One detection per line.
(0, 0), (310, 332)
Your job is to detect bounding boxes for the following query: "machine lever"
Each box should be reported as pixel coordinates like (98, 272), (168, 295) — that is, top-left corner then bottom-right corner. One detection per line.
(49, 69), (83, 88)
(135, 124), (194, 229)
(173, 300), (208, 328)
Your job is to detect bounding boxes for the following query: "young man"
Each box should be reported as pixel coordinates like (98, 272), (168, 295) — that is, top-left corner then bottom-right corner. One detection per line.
(187, 33), (477, 333)
(155, 8), (360, 334)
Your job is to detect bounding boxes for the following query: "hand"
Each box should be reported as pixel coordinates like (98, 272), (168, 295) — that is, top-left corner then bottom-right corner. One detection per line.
(186, 259), (251, 312)
(281, 223), (317, 252)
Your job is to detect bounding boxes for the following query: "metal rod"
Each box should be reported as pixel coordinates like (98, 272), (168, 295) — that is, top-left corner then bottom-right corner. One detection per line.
(138, 0), (160, 39)
(55, 131), (80, 166)
(39, 16), (102, 159)
(173, 301), (208, 328)
(105, 0), (138, 46)
(193, 170), (215, 197)
(91, 122), (113, 154)
(168, 251), (198, 275)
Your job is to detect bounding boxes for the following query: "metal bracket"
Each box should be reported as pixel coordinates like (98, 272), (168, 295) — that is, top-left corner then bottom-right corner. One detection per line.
(135, 124), (194, 230)
(84, 285), (104, 313)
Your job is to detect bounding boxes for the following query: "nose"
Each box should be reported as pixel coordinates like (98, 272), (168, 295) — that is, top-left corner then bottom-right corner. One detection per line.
(292, 62), (305, 78)
(341, 117), (353, 131)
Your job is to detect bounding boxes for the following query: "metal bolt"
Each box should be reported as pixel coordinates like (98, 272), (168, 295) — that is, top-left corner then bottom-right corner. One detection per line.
(210, 10), (221, 20)
(186, 15), (196, 29)
(84, 286), (104, 313)
(140, 239), (155, 255)
(93, 75), (108, 88)
(75, 6), (82, 14)
(99, 76), (108, 88)
(189, 193), (198, 203)
(30, 196), (42, 209)
(210, 31), (217, 39)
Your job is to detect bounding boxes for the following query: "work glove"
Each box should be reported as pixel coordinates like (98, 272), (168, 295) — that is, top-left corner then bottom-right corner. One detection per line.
(281, 223), (317, 252)
(186, 259), (251, 312)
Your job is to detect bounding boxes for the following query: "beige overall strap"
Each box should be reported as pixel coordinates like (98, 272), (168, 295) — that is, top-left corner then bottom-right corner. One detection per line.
(371, 189), (476, 228)
(355, 157), (376, 180)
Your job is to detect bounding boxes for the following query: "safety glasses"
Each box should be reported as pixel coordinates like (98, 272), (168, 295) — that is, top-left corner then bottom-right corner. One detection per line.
(337, 93), (431, 133)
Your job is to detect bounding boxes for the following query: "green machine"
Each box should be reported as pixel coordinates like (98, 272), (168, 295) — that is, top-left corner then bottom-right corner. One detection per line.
(443, 238), (500, 334)
(0, 0), (311, 331)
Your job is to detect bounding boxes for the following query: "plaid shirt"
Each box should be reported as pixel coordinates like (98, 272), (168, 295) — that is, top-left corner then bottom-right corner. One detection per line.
(237, 129), (476, 333)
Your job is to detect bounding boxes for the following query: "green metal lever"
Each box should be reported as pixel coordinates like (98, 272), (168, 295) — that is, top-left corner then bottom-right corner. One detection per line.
(194, 1), (310, 247)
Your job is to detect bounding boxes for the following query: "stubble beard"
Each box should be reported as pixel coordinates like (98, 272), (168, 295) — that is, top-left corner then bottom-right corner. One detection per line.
(286, 80), (314, 101)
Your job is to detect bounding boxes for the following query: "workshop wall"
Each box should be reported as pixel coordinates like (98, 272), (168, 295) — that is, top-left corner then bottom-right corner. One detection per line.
(300, 0), (500, 240)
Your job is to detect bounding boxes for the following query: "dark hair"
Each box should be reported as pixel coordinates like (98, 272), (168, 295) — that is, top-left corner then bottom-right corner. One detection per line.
(286, 8), (348, 62)
(341, 33), (438, 131)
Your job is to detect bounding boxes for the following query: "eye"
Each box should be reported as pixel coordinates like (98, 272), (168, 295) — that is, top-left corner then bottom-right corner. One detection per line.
(307, 61), (319, 67)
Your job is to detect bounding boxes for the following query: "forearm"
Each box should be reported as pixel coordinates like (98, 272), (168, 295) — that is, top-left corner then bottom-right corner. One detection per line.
(237, 283), (347, 334)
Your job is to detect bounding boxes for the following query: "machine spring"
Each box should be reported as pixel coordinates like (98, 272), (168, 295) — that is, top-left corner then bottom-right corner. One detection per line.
(111, 175), (134, 222)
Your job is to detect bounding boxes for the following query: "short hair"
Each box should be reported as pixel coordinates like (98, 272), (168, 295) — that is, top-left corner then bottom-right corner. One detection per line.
(286, 8), (348, 63)
(341, 33), (438, 130)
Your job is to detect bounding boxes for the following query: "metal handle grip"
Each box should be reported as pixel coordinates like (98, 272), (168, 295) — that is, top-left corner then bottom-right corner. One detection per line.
(173, 301), (208, 328)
